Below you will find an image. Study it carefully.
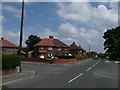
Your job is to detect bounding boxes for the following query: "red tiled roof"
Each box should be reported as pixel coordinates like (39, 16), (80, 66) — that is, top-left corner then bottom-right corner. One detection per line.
(69, 42), (85, 52)
(34, 37), (68, 47)
(69, 42), (80, 50)
(0, 39), (18, 48)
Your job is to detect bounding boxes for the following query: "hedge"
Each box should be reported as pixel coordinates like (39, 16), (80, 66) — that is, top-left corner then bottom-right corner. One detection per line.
(75, 55), (85, 61)
(2, 54), (21, 70)
(55, 55), (75, 59)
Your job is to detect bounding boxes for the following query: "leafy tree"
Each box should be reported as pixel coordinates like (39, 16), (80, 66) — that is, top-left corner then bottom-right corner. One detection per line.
(25, 35), (41, 51)
(90, 51), (97, 57)
(103, 26), (120, 61)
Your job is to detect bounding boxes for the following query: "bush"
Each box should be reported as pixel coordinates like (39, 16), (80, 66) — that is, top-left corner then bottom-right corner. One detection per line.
(2, 54), (21, 70)
(76, 55), (85, 61)
(55, 55), (75, 59)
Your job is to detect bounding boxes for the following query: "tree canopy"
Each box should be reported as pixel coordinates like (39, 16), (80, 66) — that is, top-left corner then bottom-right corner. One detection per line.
(103, 26), (120, 61)
(25, 35), (42, 51)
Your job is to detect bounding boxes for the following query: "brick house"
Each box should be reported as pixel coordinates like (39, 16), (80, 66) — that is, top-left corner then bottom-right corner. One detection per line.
(0, 38), (18, 54)
(34, 36), (69, 59)
(69, 42), (86, 57)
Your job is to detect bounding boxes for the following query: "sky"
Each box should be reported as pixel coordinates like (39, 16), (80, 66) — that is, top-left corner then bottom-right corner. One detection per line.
(1, 0), (119, 53)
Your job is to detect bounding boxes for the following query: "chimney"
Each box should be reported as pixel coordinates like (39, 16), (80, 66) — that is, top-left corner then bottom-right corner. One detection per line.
(73, 42), (75, 44)
(79, 45), (81, 48)
(49, 36), (53, 39)
(1, 37), (4, 40)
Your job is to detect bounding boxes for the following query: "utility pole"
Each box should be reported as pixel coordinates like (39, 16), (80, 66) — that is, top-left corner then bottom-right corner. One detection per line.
(18, 0), (24, 72)
(19, 0), (24, 53)
(89, 45), (90, 58)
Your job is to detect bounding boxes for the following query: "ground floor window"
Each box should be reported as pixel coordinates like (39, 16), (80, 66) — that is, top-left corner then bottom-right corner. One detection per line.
(48, 53), (52, 57)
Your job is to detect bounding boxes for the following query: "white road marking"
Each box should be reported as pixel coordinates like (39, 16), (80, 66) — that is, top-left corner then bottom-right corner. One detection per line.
(2, 70), (36, 86)
(86, 67), (92, 71)
(2, 78), (23, 85)
(30, 76), (35, 79)
(96, 60), (100, 64)
(92, 64), (96, 67)
(68, 73), (83, 83)
(68, 59), (101, 84)
(105, 60), (110, 63)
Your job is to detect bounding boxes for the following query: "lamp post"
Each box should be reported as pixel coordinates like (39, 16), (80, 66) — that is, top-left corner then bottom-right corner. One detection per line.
(18, 0), (24, 72)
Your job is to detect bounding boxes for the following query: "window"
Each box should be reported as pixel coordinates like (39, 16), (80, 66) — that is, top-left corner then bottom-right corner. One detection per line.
(65, 48), (68, 50)
(80, 51), (82, 53)
(40, 47), (43, 49)
(48, 47), (52, 50)
(57, 47), (61, 51)
(48, 53), (52, 57)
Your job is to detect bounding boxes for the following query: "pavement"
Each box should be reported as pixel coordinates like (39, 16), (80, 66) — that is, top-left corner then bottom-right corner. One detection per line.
(1, 67), (35, 88)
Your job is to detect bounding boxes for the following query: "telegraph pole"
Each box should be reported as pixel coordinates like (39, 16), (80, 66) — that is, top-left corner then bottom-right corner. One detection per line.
(18, 0), (24, 72)
(89, 45), (90, 58)
(19, 0), (24, 53)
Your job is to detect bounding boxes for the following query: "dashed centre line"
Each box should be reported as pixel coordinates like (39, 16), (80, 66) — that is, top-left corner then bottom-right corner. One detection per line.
(68, 60), (101, 83)
(86, 67), (92, 71)
(68, 73), (83, 83)
(92, 64), (96, 67)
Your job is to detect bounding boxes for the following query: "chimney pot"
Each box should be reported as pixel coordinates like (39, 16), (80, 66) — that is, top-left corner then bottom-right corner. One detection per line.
(1, 37), (4, 40)
(49, 36), (53, 39)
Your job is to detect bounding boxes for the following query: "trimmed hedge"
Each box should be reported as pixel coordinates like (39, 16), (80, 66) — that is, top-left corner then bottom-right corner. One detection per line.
(55, 55), (75, 59)
(75, 55), (85, 61)
(2, 54), (21, 70)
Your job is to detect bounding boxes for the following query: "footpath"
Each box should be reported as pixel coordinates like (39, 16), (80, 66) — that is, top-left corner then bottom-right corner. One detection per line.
(1, 68), (35, 88)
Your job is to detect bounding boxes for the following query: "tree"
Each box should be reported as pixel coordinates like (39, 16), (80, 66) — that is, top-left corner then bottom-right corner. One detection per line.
(103, 26), (120, 61)
(25, 35), (42, 51)
(90, 51), (97, 57)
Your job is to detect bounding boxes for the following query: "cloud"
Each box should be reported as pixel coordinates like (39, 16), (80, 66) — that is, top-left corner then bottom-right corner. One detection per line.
(1, 29), (20, 46)
(57, 2), (118, 28)
(0, 15), (6, 23)
(3, 30), (20, 38)
(58, 22), (103, 46)
(58, 22), (78, 38)
(39, 28), (58, 39)
(3, 4), (21, 18)
(56, 2), (118, 52)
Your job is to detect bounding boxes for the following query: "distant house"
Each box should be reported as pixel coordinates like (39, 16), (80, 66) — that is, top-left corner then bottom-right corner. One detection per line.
(0, 38), (18, 54)
(69, 42), (86, 56)
(34, 36), (69, 59)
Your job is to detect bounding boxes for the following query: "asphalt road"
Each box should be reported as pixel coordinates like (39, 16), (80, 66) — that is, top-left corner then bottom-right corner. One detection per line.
(4, 58), (118, 88)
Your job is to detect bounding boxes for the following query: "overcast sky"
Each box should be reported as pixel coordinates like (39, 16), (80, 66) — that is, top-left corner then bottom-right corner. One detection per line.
(1, 0), (119, 53)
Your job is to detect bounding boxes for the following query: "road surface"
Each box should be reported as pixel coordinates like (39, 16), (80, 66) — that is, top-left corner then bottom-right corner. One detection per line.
(3, 58), (119, 88)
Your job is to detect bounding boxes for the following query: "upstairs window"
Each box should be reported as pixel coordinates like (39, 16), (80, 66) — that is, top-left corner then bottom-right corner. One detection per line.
(48, 47), (52, 50)
(65, 48), (68, 50)
(40, 47), (43, 49)
(57, 47), (61, 51)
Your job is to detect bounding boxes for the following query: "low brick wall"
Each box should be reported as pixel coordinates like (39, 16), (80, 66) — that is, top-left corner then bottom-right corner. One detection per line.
(21, 57), (78, 64)
(2, 68), (19, 75)
(21, 57), (50, 63)
(52, 58), (77, 64)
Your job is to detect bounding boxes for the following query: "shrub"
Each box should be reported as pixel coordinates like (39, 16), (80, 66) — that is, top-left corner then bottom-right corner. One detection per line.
(76, 55), (85, 61)
(2, 54), (21, 70)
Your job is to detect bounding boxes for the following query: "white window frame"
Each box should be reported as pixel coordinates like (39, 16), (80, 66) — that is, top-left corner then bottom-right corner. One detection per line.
(57, 47), (61, 51)
(48, 47), (52, 50)
(40, 47), (43, 50)
(48, 53), (52, 57)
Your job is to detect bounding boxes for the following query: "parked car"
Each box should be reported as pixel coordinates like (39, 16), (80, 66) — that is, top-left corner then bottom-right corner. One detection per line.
(106, 56), (109, 59)
(92, 55), (98, 59)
